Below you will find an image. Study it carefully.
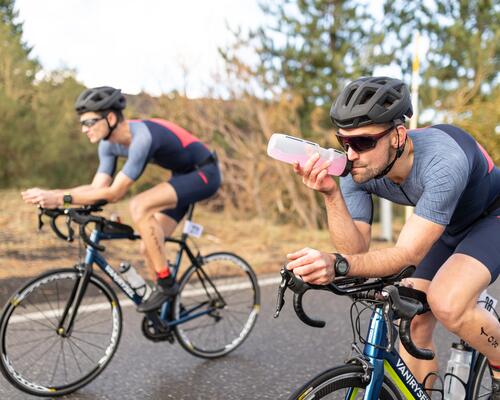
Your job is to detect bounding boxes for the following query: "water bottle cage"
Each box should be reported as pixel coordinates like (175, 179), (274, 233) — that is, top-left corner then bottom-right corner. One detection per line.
(443, 372), (468, 390)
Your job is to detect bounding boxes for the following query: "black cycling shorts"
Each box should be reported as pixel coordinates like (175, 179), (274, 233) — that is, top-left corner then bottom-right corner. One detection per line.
(413, 207), (500, 284)
(161, 162), (221, 222)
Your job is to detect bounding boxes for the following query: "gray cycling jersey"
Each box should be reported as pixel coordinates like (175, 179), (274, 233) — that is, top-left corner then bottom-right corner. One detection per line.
(340, 124), (499, 234)
(97, 119), (211, 180)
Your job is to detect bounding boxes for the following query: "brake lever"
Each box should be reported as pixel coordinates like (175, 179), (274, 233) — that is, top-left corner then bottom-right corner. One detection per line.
(274, 266), (291, 318)
(65, 215), (74, 242)
(37, 207), (44, 231)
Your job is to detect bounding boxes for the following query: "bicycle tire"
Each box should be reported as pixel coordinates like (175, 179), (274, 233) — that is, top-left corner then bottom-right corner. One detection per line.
(0, 268), (122, 397)
(172, 251), (260, 359)
(469, 352), (494, 399)
(289, 364), (404, 400)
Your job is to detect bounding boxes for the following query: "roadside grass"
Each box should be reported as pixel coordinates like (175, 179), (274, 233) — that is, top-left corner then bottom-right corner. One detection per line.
(0, 189), (396, 281)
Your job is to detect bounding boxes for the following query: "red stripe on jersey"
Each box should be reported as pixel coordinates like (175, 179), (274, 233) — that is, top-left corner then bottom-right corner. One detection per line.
(150, 118), (200, 148)
(476, 142), (494, 173)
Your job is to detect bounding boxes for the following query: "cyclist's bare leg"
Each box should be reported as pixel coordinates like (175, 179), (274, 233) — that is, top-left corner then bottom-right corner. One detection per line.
(427, 254), (500, 378)
(139, 213), (178, 281)
(129, 182), (178, 275)
(399, 278), (439, 385)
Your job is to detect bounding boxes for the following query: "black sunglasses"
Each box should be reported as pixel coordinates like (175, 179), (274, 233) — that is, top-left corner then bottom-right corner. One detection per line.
(336, 125), (395, 153)
(80, 116), (106, 128)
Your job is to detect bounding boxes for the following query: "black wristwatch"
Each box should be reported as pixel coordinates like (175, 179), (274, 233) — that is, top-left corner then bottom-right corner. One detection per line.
(63, 193), (73, 208)
(332, 253), (350, 277)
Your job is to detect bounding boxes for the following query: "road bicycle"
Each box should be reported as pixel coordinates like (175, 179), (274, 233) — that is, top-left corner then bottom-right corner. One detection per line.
(0, 201), (260, 397)
(274, 265), (498, 399)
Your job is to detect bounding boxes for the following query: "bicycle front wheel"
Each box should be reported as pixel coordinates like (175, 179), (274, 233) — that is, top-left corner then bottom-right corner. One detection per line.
(470, 353), (494, 399)
(289, 364), (404, 400)
(0, 268), (122, 397)
(173, 252), (260, 359)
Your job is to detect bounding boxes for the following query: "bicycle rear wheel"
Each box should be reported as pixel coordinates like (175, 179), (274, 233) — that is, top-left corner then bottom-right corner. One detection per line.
(172, 252), (260, 358)
(0, 268), (122, 397)
(289, 364), (404, 400)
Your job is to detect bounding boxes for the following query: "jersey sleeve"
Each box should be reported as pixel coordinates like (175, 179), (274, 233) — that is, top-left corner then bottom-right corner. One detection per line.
(414, 152), (469, 226)
(120, 123), (152, 181)
(97, 141), (117, 177)
(339, 174), (374, 224)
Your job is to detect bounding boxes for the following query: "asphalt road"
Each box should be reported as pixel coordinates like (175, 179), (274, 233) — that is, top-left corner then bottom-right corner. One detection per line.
(0, 275), (498, 399)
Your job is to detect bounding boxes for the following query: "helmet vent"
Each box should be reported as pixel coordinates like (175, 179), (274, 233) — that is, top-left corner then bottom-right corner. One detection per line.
(359, 89), (376, 105)
(345, 89), (356, 106)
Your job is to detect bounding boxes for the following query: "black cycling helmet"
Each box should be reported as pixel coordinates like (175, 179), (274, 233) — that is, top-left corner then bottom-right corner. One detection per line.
(330, 77), (413, 129)
(74, 86), (126, 114)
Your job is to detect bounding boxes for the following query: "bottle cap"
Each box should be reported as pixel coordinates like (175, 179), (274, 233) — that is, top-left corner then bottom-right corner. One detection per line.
(119, 262), (131, 273)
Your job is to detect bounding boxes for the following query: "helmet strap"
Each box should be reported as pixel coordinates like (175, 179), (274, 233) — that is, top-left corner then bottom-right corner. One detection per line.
(374, 128), (406, 180)
(102, 112), (118, 141)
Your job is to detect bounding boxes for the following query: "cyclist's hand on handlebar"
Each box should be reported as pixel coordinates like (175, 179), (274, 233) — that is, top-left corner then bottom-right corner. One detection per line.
(293, 152), (338, 196)
(21, 188), (60, 208)
(286, 247), (336, 285)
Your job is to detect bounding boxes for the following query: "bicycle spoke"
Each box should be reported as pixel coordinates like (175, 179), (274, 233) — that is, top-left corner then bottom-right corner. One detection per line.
(16, 305), (57, 331)
(7, 327), (54, 332)
(55, 280), (61, 318)
(20, 336), (60, 376)
(74, 317), (112, 331)
(0, 271), (122, 397)
(74, 294), (105, 323)
(67, 337), (97, 364)
(12, 334), (58, 363)
(40, 284), (60, 321)
(24, 298), (59, 328)
(61, 340), (68, 384)
(8, 333), (55, 348)
(181, 320), (217, 332)
(67, 338), (83, 374)
(70, 334), (106, 351)
(50, 344), (63, 385)
(71, 329), (110, 336)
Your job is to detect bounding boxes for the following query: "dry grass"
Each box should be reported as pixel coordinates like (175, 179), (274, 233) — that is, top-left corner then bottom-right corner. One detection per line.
(0, 189), (395, 281)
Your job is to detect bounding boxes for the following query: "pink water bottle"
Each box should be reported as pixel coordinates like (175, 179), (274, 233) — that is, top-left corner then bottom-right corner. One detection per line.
(267, 133), (352, 176)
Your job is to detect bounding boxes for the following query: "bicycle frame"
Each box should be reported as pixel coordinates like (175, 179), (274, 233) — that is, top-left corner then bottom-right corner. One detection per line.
(354, 304), (484, 400)
(60, 211), (220, 335)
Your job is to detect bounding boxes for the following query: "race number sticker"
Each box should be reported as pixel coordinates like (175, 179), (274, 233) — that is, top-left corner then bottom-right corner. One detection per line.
(479, 290), (498, 314)
(183, 220), (203, 238)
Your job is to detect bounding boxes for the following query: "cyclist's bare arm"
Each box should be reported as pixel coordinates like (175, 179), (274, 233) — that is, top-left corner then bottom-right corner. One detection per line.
(345, 213), (445, 277)
(51, 173), (113, 195)
(287, 212), (444, 284)
(22, 172), (133, 207)
(324, 190), (371, 254)
(293, 153), (370, 254)
(64, 172), (133, 205)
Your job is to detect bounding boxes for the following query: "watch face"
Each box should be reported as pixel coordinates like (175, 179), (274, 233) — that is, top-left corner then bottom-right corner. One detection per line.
(337, 259), (349, 275)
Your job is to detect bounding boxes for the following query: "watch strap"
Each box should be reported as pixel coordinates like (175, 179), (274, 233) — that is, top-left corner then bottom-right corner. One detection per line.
(63, 193), (72, 208)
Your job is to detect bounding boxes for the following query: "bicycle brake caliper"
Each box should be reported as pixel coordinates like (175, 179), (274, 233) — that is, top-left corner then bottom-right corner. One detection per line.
(274, 266), (291, 318)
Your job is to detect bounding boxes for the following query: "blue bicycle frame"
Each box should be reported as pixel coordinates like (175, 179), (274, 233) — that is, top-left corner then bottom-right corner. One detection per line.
(83, 227), (216, 329)
(349, 304), (484, 400)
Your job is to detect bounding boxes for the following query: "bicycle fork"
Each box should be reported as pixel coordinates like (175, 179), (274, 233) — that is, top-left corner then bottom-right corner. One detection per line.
(56, 264), (92, 337)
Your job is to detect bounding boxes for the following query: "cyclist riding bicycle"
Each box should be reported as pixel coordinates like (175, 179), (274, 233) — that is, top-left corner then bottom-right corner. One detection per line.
(21, 86), (222, 313)
(287, 76), (500, 396)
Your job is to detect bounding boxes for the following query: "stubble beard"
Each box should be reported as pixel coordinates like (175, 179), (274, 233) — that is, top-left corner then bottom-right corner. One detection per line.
(351, 150), (393, 184)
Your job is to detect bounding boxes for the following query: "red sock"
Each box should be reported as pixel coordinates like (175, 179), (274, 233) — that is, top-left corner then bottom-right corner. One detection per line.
(157, 266), (171, 279)
(489, 362), (500, 372)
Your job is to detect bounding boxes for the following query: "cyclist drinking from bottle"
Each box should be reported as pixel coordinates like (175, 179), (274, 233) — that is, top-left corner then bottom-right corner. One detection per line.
(21, 86), (221, 313)
(287, 77), (500, 396)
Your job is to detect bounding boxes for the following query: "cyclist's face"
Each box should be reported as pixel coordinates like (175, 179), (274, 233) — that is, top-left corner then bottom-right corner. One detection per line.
(79, 111), (109, 143)
(338, 124), (396, 183)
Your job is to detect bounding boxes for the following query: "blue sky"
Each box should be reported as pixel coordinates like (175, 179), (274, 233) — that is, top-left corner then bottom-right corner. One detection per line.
(15, 0), (262, 97)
